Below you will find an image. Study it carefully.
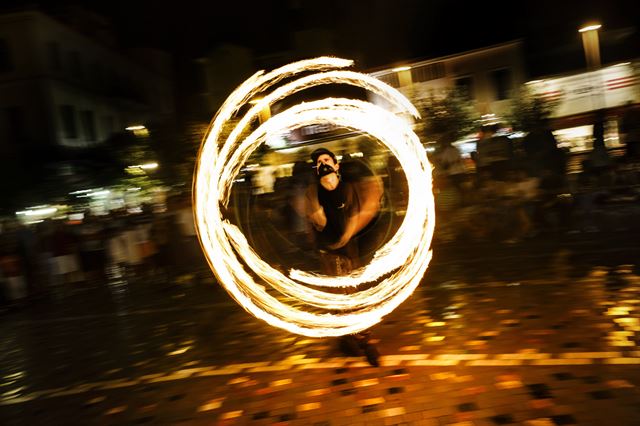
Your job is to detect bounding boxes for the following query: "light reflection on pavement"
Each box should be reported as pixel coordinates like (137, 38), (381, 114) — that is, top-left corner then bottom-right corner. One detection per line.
(1, 233), (640, 425)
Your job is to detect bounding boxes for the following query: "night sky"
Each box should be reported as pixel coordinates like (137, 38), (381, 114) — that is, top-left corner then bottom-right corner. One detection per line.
(5, 0), (640, 75)
(91, 0), (639, 75)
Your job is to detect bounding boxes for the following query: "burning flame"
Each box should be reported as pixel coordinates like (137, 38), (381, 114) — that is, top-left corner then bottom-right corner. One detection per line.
(193, 57), (435, 337)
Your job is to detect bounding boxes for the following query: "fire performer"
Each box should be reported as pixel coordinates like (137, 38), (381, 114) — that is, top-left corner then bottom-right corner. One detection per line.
(305, 147), (383, 366)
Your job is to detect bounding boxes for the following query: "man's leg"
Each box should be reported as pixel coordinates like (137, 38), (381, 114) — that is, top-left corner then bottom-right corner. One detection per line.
(354, 330), (380, 367)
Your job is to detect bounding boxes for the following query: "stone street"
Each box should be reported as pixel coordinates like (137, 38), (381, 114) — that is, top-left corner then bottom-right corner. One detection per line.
(1, 231), (640, 425)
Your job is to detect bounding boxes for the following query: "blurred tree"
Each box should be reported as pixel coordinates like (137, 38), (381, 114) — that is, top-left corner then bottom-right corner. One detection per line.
(0, 122), (207, 213)
(508, 86), (559, 132)
(151, 118), (257, 193)
(0, 142), (122, 213)
(112, 128), (164, 200)
(141, 119), (214, 197)
(0, 156), (39, 214)
(407, 87), (478, 144)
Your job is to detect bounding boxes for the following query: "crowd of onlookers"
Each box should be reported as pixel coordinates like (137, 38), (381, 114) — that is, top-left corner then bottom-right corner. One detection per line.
(2, 107), (640, 307)
(431, 107), (640, 244)
(0, 195), (204, 307)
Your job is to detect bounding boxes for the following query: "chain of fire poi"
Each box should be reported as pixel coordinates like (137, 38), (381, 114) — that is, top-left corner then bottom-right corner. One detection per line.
(193, 57), (435, 337)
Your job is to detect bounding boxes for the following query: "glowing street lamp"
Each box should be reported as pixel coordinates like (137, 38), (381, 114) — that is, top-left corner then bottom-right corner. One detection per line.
(579, 23), (602, 70)
(579, 24), (602, 33)
(579, 23), (607, 140)
(392, 65), (412, 87)
(126, 162), (158, 175)
(125, 124), (149, 137)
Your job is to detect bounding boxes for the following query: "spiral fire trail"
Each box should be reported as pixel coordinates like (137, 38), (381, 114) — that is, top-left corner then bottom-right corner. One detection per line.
(193, 57), (435, 337)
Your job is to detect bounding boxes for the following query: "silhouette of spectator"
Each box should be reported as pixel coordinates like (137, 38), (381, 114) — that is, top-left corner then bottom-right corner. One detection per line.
(585, 110), (612, 186)
(522, 118), (566, 179)
(476, 124), (512, 180)
(620, 101), (640, 158)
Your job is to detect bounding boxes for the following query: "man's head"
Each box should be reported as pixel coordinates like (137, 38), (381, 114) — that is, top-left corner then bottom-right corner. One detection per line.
(311, 147), (339, 178)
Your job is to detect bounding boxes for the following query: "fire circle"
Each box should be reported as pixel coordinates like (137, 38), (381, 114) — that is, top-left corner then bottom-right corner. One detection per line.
(193, 57), (435, 337)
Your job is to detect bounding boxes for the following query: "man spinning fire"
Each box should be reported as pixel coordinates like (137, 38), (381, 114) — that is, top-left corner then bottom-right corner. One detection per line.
(304, 147), (384, 366)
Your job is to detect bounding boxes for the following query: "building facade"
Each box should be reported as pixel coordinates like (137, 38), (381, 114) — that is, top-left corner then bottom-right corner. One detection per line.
(526, 61), (640, 152)
(0, 9), (174, 158)
(368, 41), (526, 120)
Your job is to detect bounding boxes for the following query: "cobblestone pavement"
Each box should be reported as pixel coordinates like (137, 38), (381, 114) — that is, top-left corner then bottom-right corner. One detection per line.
(1, 232), (640, 425)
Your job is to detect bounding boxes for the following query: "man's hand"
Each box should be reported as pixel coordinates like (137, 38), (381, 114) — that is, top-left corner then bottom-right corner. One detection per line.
(328, 227), (355, 250)
(328, 238), (349, 250)
(305, 185), (327, 231)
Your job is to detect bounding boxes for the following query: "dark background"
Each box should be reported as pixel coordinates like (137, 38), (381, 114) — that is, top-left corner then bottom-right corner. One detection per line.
(5, 0), (639, 74)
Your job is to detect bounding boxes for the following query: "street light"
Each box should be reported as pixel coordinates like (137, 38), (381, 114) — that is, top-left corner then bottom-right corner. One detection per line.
(392, 66), (412, 87)
(125, 124), (149, 137)
(579, 24), (601, 33)
(126, 162), (158, 175)
(579, 23), (602, 70)
(579, 23), (606, 148)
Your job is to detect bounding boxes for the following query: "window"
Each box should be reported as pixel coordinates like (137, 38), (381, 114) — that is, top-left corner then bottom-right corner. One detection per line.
(411, 62), (445, 83)
(0, 39), (13, 72)
(102, 115), (114, 138)
(91, 62), (104, 87)
(194, 62), (209, 92)
(69, 51), (83, 79)
(81, 110), (96, 141)
(378, 73), (399, 88)
(47, 42), (61, 71)
(455, 76), (474, 99)
(490, 68), (512, 100)
(5, 107), (25, 141)
(59, 105), (77, 138)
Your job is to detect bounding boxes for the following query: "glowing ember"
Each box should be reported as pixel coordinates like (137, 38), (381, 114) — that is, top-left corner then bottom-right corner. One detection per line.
(193, 57), (435, 337)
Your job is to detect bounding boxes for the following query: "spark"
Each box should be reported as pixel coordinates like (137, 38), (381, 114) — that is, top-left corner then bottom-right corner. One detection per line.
(193, 57), (435, 337)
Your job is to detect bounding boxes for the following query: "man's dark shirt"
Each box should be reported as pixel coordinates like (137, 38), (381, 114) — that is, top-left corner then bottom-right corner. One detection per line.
(316, 180), (357, 249)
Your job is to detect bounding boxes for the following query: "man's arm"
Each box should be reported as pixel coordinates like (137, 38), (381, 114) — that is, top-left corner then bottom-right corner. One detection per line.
(354, 175), (383, 233)
(329, 176), (383, 250)
(304, 185), (326, 231)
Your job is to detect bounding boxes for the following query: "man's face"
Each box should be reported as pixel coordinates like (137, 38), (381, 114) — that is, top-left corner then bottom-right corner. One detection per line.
(316, 153), (339, 176)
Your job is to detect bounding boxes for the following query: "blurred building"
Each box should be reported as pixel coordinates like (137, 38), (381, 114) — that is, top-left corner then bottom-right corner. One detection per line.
(0, 8), (174, 156)
(185, 43), (254, 120)
(368, 40), (526, 120)
(526, 61), (640, 152)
